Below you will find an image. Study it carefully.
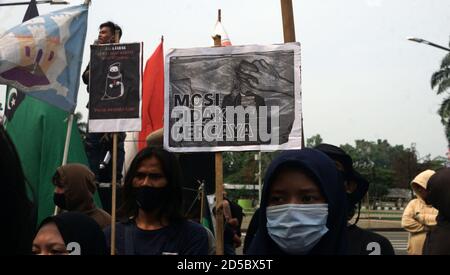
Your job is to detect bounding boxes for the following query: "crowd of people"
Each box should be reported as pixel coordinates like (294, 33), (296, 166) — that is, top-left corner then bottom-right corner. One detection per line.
(3, 120), (450, 255)
(2, 21), (450, 256)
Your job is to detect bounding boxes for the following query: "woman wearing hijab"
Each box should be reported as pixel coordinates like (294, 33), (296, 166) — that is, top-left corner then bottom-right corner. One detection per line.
(32, 212), (108, 255)
(247, 148), (348, 255)
(423, 168), (450, 255)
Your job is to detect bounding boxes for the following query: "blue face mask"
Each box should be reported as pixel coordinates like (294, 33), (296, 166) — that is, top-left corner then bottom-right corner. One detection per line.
(266, 204), (329, 254)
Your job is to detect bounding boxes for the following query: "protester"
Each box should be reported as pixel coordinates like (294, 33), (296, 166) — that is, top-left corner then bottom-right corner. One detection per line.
(146, 128), (163, 147)
(247, 148), (348, 255)
(401, 170), (438, 255)
(423, 168), (450, 255)
(224, 194), (244, 252)
(213, 193), (244, 255)
(145, 128), (217, 254)
(52, 164), (111, 229)
(82, 21), (126, 186)
(104, 147), (209, 255)
(32, 212), (108, 255)
(0, 125), (35, 255)
(316, 144), (395, 255)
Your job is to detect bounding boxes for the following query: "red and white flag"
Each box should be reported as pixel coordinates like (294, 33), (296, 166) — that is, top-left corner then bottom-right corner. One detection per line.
(139, 41), (164, 150)
(124, 41), (164, 173)
(213, 20), (232, 46)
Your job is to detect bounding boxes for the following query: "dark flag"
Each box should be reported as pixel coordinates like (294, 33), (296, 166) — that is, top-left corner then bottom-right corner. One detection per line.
(23, 0), (39, 22)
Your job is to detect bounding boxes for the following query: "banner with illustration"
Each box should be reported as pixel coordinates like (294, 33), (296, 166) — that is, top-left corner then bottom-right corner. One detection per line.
(88, 42), (142, 133)
(165, 43), (302, 152)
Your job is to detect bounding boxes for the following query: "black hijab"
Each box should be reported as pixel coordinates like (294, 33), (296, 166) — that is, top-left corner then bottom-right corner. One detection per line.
(38, 212), (108, 255)
(315, 143), (369, 206)
(247, 148), (348, 255)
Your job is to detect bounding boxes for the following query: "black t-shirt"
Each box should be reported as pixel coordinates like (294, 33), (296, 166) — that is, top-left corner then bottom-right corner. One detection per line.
(347, 225), (395, 255)
(104, 220), (209, 255)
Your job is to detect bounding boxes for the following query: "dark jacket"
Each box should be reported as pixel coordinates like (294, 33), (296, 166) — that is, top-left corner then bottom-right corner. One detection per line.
(347, 225), (395, 255)
(247, 149), (348, 255)
(243, 207), (260, 254)
(82, 64), (90, 87)
(423, 168), (450, 255)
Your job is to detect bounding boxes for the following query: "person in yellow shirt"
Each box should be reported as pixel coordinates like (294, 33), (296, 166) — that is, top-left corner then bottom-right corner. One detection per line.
(401, 170), (438, 255)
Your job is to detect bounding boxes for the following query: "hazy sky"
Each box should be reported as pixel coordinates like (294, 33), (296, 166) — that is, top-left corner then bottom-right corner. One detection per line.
(1, 0), (449, 158)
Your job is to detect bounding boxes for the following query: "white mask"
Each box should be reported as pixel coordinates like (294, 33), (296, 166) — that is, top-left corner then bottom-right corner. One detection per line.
(266, 204), (329, 254)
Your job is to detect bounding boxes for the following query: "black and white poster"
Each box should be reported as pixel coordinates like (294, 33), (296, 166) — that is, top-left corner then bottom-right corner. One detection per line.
(165, 43), (302, 152)
(89, 43), (142, 133)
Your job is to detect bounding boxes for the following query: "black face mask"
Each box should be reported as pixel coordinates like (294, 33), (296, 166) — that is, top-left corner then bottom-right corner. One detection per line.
(135, 186), (169, 212)
(53, 193), (66, 209)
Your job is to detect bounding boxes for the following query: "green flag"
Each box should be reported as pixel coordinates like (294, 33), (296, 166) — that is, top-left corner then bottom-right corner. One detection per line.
(5, 86), (99, 225)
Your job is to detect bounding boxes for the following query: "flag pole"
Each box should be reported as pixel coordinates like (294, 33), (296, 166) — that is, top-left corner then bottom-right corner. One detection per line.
(213, 30), (225, 255)
(280, 0), (304, 147)
(62, 114), (74, 170)
(110, 29), (121, 256)
(53, 113), (74, 216)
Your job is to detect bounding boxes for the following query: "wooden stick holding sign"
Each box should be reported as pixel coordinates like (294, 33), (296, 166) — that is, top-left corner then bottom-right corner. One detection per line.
(111, 132), (117, 255)
(280, 0), (304, 148)
(280, 0), (296, 43)
(212, 33), (225, 256)
(110, 29), (121, 256)
(87, 23), (142, 255)
(199, 181), (205, 225)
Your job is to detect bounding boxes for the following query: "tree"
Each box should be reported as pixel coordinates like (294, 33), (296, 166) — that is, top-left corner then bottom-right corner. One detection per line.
(431, 39), (450, 145)
(223, 138), (446, 204)
(417, 155), (447, 171)
(392, 147), (419, 189)
(223, 151), (278, 201)
(437, 97), (450, 143)
(341, 139), (412, 202)
(306, 134), (323, 148)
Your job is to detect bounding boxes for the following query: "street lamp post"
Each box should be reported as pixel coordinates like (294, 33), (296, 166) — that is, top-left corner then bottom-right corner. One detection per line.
(407, 37), (450, 52)
(0, 1), (69, 7)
